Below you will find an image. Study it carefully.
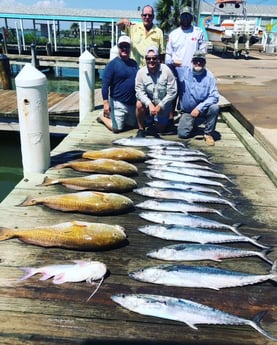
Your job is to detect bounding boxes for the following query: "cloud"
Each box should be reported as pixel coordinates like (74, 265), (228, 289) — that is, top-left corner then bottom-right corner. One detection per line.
(33, 0), (65, 8)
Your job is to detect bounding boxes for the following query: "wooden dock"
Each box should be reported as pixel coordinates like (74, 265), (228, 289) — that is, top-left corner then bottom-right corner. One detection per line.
(0, 105), (276, 344)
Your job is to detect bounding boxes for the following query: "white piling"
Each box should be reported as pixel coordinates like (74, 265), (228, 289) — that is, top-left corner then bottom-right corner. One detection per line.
(79, 50), (95, 122)
(15, 63), (50, 175)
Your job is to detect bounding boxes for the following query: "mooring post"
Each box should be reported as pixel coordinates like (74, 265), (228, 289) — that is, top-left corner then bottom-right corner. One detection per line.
(30, 43), (38, 68)
(79, 50), (95, 122)
(15, 63), (50, 175)
(0, 54), (12, 89)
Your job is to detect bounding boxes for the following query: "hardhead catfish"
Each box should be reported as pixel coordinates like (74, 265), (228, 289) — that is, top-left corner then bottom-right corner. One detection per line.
(111, 293), (277, 341)
(82, 147), (146, 162)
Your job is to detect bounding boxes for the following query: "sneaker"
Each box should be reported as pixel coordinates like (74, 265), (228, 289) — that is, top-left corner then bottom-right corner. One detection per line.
(204, 134), (215, 146)
(145, 125), (160, 138)
(136, 129), (146, 138)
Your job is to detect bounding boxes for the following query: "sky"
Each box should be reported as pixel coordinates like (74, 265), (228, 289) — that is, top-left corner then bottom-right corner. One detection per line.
(1, 0), (277, 11)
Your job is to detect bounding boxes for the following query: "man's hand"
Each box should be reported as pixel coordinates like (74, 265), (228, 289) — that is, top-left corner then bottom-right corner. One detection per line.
(191, 108), (200, 118)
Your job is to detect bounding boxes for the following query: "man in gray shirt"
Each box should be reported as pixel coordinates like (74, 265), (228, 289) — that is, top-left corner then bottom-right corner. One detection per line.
(135, 46), (177, 137)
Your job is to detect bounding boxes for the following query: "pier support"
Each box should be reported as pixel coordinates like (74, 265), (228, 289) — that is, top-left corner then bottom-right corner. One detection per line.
(79, 50), (95, 122)
(0, 54), (12, 89)
(15, 63), (50, 174)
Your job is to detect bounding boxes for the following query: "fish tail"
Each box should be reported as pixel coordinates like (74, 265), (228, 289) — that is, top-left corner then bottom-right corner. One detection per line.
(49, 162), (67, 170)
(222, 185), (232, 193)
(38, 176), (57, 187)
(0, 227), (14, 241)
(19, 267), (37, 281)
(228, 202), (243, 215)
(16, 196), (37, 207)
(260, 248), (273, 265)
(249, 236), (270, 250)
(270, 259), (277, 282)
(249, 311), (277, 341)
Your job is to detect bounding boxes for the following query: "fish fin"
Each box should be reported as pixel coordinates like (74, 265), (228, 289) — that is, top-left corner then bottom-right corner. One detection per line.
(19, 267), (36, 281)
(0, 227), (14, 241)
(185, 321), (198, 330)
(49, 162), (67, 170)
(39, 273), (54, 281)
(86, 276), (105, 302)
(52, 273), (66, 284)
(270, 259), (277, 282)
(250, 311), (277, 341)
(37, 176), (57, 187)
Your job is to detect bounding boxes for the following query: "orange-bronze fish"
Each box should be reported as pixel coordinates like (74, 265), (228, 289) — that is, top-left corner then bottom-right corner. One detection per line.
(82, 147), (146, 162)
(50, 158), (137, 176)
(39, 174), (137, 192)
(0, 221), (126, 250)
(18, 191), (134, 215)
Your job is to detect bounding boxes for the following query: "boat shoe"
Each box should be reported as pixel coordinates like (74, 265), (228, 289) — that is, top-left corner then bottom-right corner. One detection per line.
(204, 134), (215, 146)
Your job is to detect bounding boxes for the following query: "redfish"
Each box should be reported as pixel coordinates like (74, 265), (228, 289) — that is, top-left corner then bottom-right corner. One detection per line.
(0, 221), (127, 250)
(50, 158), (138, 176)
(18, 191), (134, 215)
(82, 147), (146, 162)
(39, 174), (137, 192)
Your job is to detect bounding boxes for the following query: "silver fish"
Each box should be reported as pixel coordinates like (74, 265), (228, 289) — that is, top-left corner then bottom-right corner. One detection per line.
(129, 261), (277, 290)
(139, 211), (240, 233)
(147, 243), (272, 264)
(134, 187), (240, 213)
(148, 145), (206, 153)
(138, 224), (269, 249)
(146, 180), (222, 196)
(151, 165), (233, 183)
(145, 159), (213, 170)
(147, 152), (211, 164)
(136, 199), (226, 218)
(112, 137), (185, 147)
(111, 294), (277, 341)
(148, 149), (207, 157)
(144, 170), (230, 192)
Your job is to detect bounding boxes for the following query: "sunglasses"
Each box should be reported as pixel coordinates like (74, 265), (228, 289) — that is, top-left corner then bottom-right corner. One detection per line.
(145, 56), (157, 62)
(142, 13), (153, 17)
(192, 58), (205, 65)
(119, 45), (130, 50)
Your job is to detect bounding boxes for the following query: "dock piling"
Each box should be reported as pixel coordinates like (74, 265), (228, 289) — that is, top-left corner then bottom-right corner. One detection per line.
(15, 63), (50, 174)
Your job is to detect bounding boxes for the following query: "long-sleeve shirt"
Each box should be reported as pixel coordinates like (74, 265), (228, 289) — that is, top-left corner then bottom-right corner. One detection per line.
(101, 56), (138, 105)
(135, 63), (177, 109)
(176, 66), (219, 113)
(165, 26), (206, 67)
(125, 23), (164, 67)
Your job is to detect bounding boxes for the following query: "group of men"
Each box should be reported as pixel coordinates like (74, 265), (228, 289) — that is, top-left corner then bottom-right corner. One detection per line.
(98, 5), (220, 146)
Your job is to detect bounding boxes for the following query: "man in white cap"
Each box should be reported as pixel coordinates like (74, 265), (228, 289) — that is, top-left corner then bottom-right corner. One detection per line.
(135, 46), (177, 138)
(98, 35), (139, 133)
(165, 6), (206, 68)
(176, 51), (219, 146)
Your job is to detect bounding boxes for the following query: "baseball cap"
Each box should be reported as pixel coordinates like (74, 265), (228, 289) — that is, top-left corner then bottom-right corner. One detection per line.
(117, 35), (131, 46)
(181, 6), (193, 15)
(145, 46), (159, 56)
(192, 50), (206, 61)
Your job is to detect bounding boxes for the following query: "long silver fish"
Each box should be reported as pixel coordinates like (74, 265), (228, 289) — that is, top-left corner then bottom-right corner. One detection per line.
(147, 243), (272, 264)
(148, 149), (207, 157)
(129, 261), (277, 289)
(146, 180), (222, 196)
(146, 159), (213, 170)
(147, 152), (211, 164)
(136, 199), (227, 218)
(148, 145), (207, 153)
(151, 165), (233, 183)
(111, 294), (277, 341)
(134, 187), (240, 213)
(112, 137), (185, 147)
(144, 170), (231, 192)
(139, 211), (240, 233)
(138, 224), (269, 249)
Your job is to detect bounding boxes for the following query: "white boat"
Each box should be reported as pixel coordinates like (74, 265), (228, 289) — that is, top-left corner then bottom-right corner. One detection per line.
(204, 0), (260, 58)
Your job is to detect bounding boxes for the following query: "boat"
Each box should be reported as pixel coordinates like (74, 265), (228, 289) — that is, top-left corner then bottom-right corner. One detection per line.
(204, 0), (260, 58)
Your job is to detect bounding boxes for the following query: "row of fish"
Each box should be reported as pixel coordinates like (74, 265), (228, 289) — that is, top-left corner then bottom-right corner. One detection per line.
(111, 136), (276, 341)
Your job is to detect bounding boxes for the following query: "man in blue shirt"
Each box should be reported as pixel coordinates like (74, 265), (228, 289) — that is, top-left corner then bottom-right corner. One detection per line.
(98, 35), (139, 133)
(176, 51), (219, 146)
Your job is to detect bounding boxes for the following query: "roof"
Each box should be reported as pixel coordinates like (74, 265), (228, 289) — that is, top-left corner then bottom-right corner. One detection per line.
(0, 6), (141, 23)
